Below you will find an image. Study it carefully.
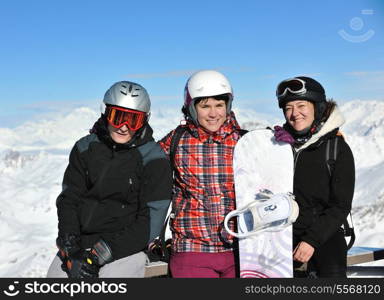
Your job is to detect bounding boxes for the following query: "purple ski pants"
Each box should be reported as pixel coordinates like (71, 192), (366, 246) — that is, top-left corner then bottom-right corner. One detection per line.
(169, 251), (236, 278)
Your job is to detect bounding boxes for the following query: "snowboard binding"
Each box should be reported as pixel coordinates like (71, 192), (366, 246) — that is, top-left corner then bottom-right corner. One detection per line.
(224, 190), (299, 238)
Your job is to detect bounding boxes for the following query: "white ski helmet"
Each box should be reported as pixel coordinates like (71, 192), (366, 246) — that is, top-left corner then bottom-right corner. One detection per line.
(102, 81), (151, 114)
(183, 70), (233, 123)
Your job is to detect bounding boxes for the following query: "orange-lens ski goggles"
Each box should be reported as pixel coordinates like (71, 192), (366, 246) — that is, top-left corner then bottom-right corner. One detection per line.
(105, 106), (146, 130)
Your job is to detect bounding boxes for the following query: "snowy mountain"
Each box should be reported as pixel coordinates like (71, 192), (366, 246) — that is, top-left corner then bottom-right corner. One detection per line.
(0, 100), (383, 277)
(338, 101), (384, 249)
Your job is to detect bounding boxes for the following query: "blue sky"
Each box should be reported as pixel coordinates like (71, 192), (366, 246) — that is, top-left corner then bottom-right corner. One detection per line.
(0, 0), (383, 127)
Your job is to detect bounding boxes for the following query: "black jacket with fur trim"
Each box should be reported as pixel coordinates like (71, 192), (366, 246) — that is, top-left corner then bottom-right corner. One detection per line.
(291, 105), (355, 249)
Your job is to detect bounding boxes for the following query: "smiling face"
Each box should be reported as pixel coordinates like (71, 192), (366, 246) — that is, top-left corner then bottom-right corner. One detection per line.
(195, 97), (227, 132)
(108, 124), (136, 144)
(284, 100), (315, 132)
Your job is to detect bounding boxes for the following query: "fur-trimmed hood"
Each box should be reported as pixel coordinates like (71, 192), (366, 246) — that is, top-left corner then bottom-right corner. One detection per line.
(296, 103), (345, 150)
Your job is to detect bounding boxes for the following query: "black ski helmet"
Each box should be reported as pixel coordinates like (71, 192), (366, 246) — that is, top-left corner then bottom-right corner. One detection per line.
(276, 76), (327, 121)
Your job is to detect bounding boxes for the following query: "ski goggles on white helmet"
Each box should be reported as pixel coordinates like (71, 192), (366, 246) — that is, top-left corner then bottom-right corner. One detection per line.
(276, 78), (307, 98)
(105, 106), (147, 131)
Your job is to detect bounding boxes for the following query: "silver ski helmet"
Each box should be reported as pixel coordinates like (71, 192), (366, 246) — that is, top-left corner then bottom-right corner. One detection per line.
(183, 70), (233, 124)
(103, 81), (151, 114)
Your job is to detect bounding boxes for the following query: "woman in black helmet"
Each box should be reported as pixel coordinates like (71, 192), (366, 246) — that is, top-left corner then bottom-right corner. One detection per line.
(274, 76), (355, 278)
(47, 81), (172, 278)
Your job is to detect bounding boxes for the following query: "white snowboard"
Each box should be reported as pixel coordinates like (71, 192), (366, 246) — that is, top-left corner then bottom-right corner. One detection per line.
(233, 128), (294, 278)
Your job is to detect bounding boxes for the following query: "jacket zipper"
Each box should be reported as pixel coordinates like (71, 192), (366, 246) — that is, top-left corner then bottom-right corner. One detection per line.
(83, 146), (116, 230)
(293, 148), (303, 173)
(292, 148), (303, 191)
(129, 178), (133, 192)
(293, 147), (317, 216)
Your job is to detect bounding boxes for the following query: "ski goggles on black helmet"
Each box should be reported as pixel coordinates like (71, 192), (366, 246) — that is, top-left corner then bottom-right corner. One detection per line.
(105, 106), (147, 130)
(276, 78), (307, 99)
(276, 77), (326, 109)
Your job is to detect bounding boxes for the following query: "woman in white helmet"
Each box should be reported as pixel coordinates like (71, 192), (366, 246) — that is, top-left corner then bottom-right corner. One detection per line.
(159, 70), (246, 278)
(47, 81), (172, 278)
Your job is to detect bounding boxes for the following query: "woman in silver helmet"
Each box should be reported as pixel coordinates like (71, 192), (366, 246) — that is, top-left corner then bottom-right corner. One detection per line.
(47, 81), (172, 278)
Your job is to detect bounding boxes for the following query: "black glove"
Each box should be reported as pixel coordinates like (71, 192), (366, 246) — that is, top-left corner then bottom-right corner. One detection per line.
(65, 239), (113, 278)
(147, 238), (171, 262)
(65, 249), (100, 278)
(56, 233), (81, 274)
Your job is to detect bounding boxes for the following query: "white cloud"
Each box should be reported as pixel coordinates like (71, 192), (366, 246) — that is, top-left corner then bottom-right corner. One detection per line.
(125, 67), (254, 79)
(345, 70), (384, 79)
(125, 69), (197, 79)
(344, 71), (384, 94)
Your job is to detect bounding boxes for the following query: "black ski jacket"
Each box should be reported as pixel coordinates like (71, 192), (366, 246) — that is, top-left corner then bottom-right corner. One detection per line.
(56, 118), (172, 260)
(291, 105), (355, 249)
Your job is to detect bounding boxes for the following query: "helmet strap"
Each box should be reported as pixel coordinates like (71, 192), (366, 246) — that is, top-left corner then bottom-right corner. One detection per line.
(100, 102), (107, 115)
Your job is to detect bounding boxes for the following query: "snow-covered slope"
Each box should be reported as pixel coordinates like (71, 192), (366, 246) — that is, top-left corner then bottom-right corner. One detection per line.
(340, 101), (384, 210)
(340, 101), (384, 169)
(338, 101), (384, 253)
(0, 100), (383, 277)
(0, 108), (99, 153)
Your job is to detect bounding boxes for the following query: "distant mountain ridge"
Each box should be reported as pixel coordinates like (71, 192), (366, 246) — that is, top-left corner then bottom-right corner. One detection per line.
(0, 100), (383, 276)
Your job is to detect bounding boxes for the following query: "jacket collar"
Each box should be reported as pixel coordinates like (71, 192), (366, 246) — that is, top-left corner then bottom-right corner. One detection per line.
(92, 117), (154, 150)
(187, 111), (241, 143)
(296, 105), (345, 151)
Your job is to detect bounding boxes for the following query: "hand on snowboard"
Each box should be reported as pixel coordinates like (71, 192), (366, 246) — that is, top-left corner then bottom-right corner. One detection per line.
(224, 190), (299, 238)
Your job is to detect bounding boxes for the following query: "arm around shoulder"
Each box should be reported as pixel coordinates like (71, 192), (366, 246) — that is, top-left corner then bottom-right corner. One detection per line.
(144, 145), (173, 243)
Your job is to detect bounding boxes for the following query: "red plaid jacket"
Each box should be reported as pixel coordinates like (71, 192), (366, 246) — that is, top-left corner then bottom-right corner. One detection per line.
(159, 113), (242, 253)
